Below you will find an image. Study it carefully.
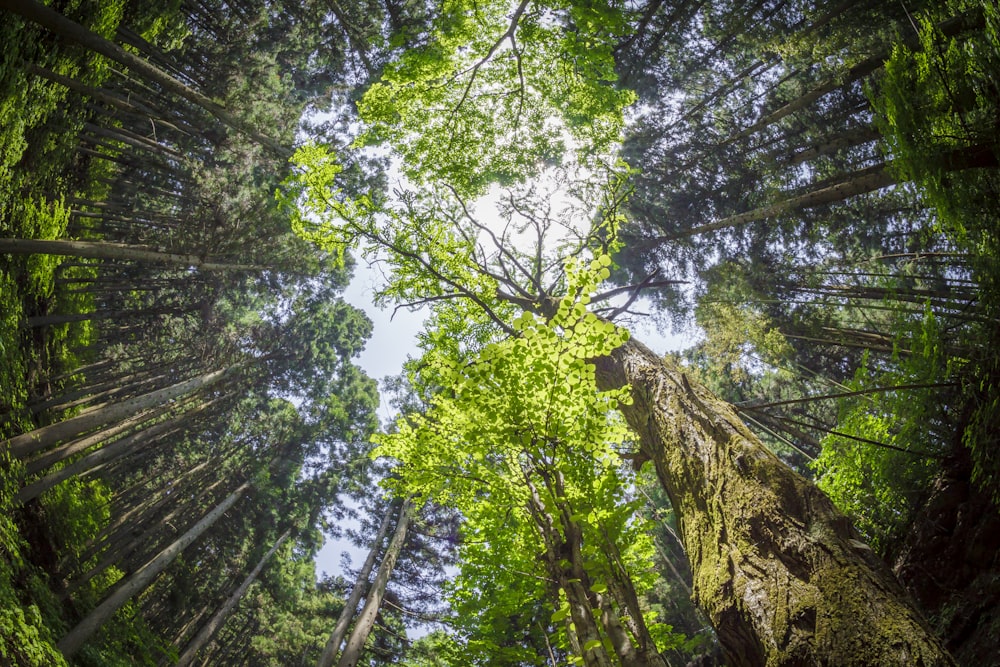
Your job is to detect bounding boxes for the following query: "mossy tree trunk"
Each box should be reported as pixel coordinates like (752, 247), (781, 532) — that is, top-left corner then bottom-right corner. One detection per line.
(594, 337), (954, 666)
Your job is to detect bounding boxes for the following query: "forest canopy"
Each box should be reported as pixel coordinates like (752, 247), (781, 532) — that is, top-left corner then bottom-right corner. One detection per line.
(1, 0), (998, 665)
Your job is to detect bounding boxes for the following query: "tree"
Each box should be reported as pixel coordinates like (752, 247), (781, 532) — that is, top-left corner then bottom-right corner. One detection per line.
(317, 502), (397, 667)
(337, 497), (414, 667)
(57, 479), (252, 658)
(373, 289), (674, 666)
(286, 0), (957, 659)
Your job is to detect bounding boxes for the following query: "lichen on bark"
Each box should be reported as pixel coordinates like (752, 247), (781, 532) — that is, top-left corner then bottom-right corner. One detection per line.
(594, 337), (955, 666)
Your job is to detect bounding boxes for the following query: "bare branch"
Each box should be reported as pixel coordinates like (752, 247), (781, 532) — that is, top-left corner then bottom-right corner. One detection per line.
(448, 0), (532, 120)
(590, 276), (687, 306)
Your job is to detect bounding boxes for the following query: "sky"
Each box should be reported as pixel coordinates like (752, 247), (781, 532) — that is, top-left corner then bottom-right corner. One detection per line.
(313, 259), (427, 580)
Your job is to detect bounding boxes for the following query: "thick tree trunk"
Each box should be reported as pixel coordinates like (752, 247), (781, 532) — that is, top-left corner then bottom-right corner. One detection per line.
(175, 528), (292, 667)
(317, 505), (397, 667)
(594, 337), (954, 666)
(57, 480), (251, 658)
(336, 498), (414, 667)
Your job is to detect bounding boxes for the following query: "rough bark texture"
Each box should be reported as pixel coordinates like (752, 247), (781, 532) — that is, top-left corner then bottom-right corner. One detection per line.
(594, 337), (955, 666)
(893, 448), (1000, 667)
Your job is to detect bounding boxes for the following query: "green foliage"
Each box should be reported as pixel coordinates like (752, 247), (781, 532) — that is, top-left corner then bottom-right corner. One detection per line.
(41, 477), (112, 562)
(356, 0), (636, 197)
(236, 546), (339, 666)
(0, 572), (66, 667)
(400, 630), (464, 666)
(74, 599), (174, 667)
(811, 311), (953, 550)
(872, 0), (1000, 499)
(372, 259), (681, 661)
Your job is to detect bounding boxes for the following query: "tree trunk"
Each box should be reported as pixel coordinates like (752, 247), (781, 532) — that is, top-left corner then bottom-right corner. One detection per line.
(524, 473), (613, 667)
(336, 498), (414, 667)
(23, 404), (167, 476)
(317, 505), (397, 667)
(175, 528), (292, 667)
(18, 395), (221, 503)
(593, 337), (954, 666)
(3, 366), (237, 460)
(0, 238), (261, 272)
(57, 480), (251, 658)
(0, 0), (287, 155)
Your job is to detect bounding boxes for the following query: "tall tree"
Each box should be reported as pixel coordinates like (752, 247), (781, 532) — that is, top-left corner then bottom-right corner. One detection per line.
(336, 497), (414, 667)
(317, 502), (397, 667)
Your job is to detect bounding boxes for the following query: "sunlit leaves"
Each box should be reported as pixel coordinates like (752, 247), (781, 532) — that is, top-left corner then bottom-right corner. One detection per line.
(371, 277), (653, 659)
(356, 0), (636, 197)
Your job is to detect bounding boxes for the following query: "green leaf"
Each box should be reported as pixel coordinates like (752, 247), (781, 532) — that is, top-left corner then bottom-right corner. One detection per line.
(551, 604), (571, 623)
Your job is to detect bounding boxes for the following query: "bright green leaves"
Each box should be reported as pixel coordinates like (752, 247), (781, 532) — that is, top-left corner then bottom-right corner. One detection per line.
(282, 142), (376, 266)
(371, 286), (648, 660)
(285, 143), (507, 316)
(356, 0), (636, 197)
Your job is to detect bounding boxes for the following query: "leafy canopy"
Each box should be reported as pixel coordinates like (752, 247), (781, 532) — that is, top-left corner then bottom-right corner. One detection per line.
(357, 0), (636, 197)
(372, 258), (679, 661)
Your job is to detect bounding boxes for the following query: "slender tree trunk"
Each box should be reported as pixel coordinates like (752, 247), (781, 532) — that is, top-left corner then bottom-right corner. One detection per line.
(18, 395), (220, 503)
(57, 480), (251, 658)
(524, 474), (613, 667)
(23, 404), (167, 475)
(0, 0), (287, 154)
(316, 506), (397, 667)
(24, 62), (197, 137)
(336, 498), (414, 667)
(730, 8), (985, 142)
(594, 337), (955, 666)
(0, 238), (261, 272)
(3, 366), (237, 459)
(175, 528), (292, 667)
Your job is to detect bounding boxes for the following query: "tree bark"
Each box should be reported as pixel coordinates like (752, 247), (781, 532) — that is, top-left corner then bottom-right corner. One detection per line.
(593, 337), (955, 666)
(175, 528), (291, 667)
(317, 505), (397, 667)
(0, 238), (261, 272)
(336, 498), (414, 667)
(57, 480), (251, 658)
(0, 0), (288, 155)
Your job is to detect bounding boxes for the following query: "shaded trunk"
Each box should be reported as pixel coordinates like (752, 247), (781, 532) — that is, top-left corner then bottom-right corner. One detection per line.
(0, 0), (287, 154)
(175, 528), (291, 667)
(57, 480), (251, 658)
(18, 395), (221, 503)
(317, 505), (397, 667)
(594, 337), (954, 666)
(3, 366), (237, 459)
(0, 238), (261, 272)
(336, 498), (414, 667)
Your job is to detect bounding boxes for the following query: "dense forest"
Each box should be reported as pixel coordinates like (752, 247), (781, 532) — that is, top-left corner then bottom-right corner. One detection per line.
(0, 0), (997, 665)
